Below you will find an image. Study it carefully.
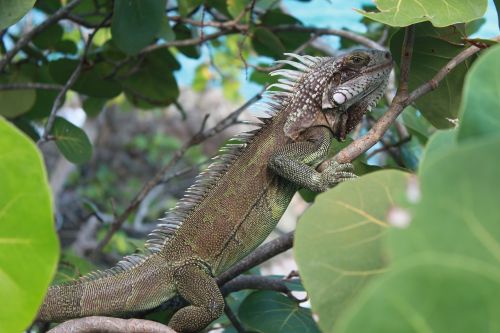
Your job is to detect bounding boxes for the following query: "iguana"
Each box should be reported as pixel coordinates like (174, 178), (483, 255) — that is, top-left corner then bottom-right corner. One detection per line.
(38, 49), (393, 332)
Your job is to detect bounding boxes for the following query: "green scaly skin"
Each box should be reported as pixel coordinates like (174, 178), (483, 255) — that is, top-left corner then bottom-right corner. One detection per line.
(38, 49), (393, 332)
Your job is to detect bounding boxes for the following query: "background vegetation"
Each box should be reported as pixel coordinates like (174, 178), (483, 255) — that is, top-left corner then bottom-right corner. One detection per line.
(0, 0), (499, 332)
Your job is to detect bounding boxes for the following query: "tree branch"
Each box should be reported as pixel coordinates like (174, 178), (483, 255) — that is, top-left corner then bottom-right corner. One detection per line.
(0, 82), (63, 91)
(46, 316), (176, 333)
(221, 275), (304, 302)
(217, 232), (294, 286)
(37, 14), (111, 145)
(0, 0), (83, 72)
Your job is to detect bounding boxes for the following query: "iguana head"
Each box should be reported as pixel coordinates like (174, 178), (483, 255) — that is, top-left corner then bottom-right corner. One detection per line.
(274, 49), (393, 141)
(321, 49), (393, 140)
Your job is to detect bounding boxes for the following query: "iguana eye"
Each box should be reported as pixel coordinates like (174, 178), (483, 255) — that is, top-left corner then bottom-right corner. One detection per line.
(352, 56), (363, 63)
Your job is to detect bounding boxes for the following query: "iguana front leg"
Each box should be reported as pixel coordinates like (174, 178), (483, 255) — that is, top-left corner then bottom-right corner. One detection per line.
(269, 126), (356, 192)
(168, 262), (224, 333)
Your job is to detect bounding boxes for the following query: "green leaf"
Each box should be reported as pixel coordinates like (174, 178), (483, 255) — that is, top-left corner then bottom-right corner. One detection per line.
(0, 117), (59, 333)
(401, 106), (434, 143)
(251, 27), (286, 59)
(173, 24), (201, 59)
(22, 64), (59, 119)
(82, 97), (107, 117)
(336, 137), (500, 332)
(51, 117), (93, 164)
(49, 59), (121, 98)
(357, 0), (487, 27)
(54, 39), (78, 54)
(418, 129), (457, 174)
(390, 23), (472, 128)
(0, 0), (36, 30)
(122, 48), (180, 108)
(0, 71), (36, 118)
(335, 258), (500, 333)
(32, 23), (63, 50)
(260, 9), (302, 26)
(178, 0), (202, 17)
(111, 0), (165, 55)
(158, 17), (176, 42)
(458, 45), (500, 143)
(397, 137), (500, 264)
(494, 0), (500, 30)
(227, 0), (250, 19)
(295, 170), (410, 333)
(239, 291), (320, 333)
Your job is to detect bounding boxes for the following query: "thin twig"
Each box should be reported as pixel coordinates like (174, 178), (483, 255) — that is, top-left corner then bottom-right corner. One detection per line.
(140, 29), (236, 54)
(0, 0), (83, 72)
(37, 14), (111, 145)
(0, 82), (63, 91)
(224, 304), (246, 333)
(365, 136), (412, 161)
(221, 275), (304, 302)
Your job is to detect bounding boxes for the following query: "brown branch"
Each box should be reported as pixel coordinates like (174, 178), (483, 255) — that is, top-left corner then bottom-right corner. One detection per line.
(269, 25), (385, 50)
(92, 89), (266, 256)
(0, 0), (83, 72)
(46, 316), (176, 333)
(217, 231), (294, 286)
(0, 82), (63, 91)
(38, 14), (111, 145)
(320, 28), (482, 168)
(221, 275), (304, 302)
(365, 135), (412, 161)
(139, 29), (236, 54)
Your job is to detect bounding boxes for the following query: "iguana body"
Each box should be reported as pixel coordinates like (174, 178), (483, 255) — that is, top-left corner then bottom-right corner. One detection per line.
(39, 49), (392, 332)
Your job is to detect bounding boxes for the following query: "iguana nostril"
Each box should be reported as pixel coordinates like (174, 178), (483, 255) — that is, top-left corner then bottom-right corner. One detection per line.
(385, 52), (391, 60)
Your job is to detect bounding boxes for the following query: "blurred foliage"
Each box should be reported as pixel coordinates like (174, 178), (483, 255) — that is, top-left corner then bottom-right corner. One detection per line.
(0, 0), (499, 332)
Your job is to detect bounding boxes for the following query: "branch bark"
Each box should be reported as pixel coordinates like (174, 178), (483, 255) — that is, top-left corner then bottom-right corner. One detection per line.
(217, 232), (294, 286)
(38, 14), (111, 145)
(0, 82), (63, 91)
(46, 316), (176, 333)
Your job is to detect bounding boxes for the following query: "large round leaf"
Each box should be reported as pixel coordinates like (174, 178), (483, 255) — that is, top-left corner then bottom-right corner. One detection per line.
(336, 137), (500, 332)
(458, 45), (500, 142)
(111, 0), (165, 55)
(393, 137), (500, 265)
(295, 170), (411, 333)
(0, 0), (36, 30)
(335, 258), (500, 333)
(357, 0), (487, 27)
(238, 291), (320, 333)
(0, 117), (59, 333)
